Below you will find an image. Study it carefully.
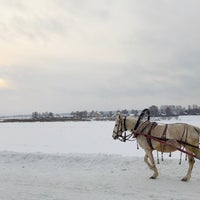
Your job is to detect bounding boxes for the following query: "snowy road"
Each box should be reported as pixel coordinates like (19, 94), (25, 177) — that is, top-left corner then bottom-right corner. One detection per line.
(0, 152), (200, 200)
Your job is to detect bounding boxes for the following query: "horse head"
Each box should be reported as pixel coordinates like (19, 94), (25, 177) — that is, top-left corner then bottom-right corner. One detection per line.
(112, 113), (125, 139)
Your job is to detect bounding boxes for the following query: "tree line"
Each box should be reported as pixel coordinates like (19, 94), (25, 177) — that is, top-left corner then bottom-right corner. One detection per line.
(70, 104), (200, 119)
(29, 104), (200, 121)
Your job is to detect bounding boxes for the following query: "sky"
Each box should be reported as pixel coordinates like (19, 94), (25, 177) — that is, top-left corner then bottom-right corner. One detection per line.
(0, 0), (200, 115)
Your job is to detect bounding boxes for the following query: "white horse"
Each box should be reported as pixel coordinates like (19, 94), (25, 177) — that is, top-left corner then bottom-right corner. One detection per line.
(112, 114), (200, 181)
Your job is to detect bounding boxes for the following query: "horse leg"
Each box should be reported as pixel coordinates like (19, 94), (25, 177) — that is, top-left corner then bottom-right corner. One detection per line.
(144, 153), (153, 168)
(144, 150), (158, 179)
(181, 155), (195, 182)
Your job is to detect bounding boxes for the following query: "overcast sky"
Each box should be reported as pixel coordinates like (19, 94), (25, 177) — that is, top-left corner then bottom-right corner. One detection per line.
(0, 0), (200, 115)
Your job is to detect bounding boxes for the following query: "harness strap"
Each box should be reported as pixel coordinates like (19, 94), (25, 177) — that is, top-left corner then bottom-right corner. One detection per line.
(146, 122), (157, 150)
(134, 120), (150, 138)
(135, 131), (200, 160)
(182, 125), (188, 145)
(161, 124), (168, 140)
(134, 121), (157, 150)
(161, 125), (168, 148)
(123, 116), (127, 132)
(160, 124), (168, 160)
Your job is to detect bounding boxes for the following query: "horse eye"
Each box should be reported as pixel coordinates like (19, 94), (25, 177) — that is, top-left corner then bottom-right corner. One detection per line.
(115, 124), (118, 127)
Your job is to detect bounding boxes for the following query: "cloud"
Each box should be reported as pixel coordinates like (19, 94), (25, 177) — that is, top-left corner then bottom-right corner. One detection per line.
(0, 0), (200, 114)
(0, 0), (144, 64)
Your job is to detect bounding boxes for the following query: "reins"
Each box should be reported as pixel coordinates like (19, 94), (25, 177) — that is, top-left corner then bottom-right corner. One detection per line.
(131, 129), (200, 160)
(118, 131), (135, 142)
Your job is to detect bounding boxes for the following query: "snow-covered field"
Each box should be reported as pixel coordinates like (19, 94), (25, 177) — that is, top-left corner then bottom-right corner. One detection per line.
(0, 115), (200, 200)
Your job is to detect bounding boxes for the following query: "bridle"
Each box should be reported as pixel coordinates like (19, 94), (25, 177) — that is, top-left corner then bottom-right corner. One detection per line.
(113, 115), (123, 136)
(113, 109), (151, 142)
(113, 116), (134, 142)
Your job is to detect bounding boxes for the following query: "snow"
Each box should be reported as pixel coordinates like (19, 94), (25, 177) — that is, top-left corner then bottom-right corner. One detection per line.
(0, 120), (140, 156)
(0, 152), (200, 200)
(0, 115), (200, 199)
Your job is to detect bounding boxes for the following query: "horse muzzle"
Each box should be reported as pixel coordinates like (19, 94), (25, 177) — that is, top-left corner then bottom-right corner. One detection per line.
(112, 132), (118, 139)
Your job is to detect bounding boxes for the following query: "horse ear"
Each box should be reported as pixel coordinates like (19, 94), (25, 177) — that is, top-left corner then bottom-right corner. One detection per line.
(116, 112), (122, 119)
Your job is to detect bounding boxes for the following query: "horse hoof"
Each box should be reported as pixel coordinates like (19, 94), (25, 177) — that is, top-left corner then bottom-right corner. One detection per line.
(150, 176), (156, 179)
(181, 178), (188, 182)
